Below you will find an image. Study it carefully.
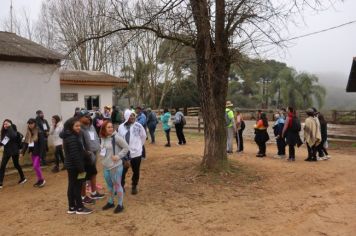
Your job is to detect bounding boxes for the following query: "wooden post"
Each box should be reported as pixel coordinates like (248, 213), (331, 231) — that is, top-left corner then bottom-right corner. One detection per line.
(198, 116), (201, 133)
(332, 110), (337, 124)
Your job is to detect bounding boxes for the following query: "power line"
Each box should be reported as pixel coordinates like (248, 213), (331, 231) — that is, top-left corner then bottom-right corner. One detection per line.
(281, 19), (356, 43)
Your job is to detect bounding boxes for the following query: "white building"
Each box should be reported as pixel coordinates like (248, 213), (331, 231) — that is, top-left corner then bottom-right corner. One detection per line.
(60, 70), (128, 120)
(0, 31), (63, 133)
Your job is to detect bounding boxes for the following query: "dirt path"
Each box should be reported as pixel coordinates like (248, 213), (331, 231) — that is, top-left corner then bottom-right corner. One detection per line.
(0, 132), (355, 236)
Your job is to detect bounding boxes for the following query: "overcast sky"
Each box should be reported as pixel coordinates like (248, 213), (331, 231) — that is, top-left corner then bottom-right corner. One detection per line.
(1, 0), (356, 83)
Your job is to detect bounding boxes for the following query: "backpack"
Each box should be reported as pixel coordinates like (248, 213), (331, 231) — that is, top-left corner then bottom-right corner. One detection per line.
(16, 132), (24, 149)
(225, 110), (233, 127)
(181, 116), (186, 126)
(290, 117), (301, 132)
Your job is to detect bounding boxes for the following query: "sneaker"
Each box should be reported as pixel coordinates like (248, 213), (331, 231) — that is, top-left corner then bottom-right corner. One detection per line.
(131, 186), (138, 195)
(165, 143), (171, 147)
(114, 205), (124, 214)
(304, 157), (312, 162)
(273, 155), (282, 159)
(33, 181), (41, 187)
(67, 207), (76, 214)
(280, 155), (286, 159)
(38, 180), (46, 187)
(51, 166), (59, 173)
(82, 196), (95, 205)
(90, 192), (105, 200)
(18, 178), (27, 185)
(76, 207), (93, 215)
(102, 202), (115, 211)
(0, 184), (3, 189)
(317, 157), (324, 161)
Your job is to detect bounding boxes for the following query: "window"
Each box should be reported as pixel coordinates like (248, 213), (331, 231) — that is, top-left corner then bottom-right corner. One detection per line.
(84, 95), (100, 110)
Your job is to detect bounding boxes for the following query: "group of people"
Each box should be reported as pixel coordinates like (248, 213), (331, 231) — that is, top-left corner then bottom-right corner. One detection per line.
(225, 101), (330, 162)
(0, 105), (188, 215)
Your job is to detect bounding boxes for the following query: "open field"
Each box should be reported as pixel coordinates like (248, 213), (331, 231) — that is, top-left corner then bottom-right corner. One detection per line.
(0, 132), (356, 236)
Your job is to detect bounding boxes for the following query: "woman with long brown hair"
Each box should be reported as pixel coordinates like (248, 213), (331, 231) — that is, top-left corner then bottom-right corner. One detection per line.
(20, 118), (46, 187)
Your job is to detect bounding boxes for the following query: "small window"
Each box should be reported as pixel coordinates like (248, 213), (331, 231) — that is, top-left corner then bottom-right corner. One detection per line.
(84, 95), (100, 110)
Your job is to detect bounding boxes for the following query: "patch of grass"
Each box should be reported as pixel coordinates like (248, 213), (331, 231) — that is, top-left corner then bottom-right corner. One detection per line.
(351, 143), (356, 148)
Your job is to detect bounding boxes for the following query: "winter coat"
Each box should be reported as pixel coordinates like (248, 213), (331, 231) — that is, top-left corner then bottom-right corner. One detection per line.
(320, 122), (327, 143)
(100, 133), (129, 170)
(118, 110), (147, 159)
(36, 117), (50, 137)
(254, 119), (269, 144)
(21, 128), (45, 156)
(147, 111), (158, 128)
(0, 125), (20, 156)
(160, 112), (172, 131)
(60, 130), (85, 172)
(50, 122), (63, 146)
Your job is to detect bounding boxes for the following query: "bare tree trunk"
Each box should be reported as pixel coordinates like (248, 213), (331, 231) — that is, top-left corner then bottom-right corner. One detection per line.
(192, 0), (230, 170)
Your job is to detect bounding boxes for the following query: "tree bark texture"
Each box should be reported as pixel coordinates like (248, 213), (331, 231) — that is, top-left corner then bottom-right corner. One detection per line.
(191, 0), (230, 170)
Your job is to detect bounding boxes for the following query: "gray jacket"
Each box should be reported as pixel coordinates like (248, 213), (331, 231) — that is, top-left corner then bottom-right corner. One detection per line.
(100, 133), (129, 170)
(81, 125), (101, 162)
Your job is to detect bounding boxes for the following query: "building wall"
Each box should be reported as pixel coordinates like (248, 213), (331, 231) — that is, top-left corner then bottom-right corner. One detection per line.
(60, 85), (113, 121)
(0, 61), (61, 134)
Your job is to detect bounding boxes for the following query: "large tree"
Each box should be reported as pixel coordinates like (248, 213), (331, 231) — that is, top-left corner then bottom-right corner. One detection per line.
(73, 0), (333, 170)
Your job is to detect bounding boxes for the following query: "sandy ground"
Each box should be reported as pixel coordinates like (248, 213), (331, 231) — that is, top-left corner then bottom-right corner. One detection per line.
(0, 132), (356, 236)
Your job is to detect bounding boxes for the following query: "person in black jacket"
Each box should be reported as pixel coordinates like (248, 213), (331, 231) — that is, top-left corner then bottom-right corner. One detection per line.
(317, 113), (330, 160)
(0, 119), (27, 189)
(20, 118), (46, 187)
(60, 117), (93, 215)
(35, 110), (50, 166)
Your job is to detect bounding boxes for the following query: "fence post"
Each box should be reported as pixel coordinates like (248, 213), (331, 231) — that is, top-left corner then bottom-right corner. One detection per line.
(198, 116), (201, 133)
(332, 110), (337, 123)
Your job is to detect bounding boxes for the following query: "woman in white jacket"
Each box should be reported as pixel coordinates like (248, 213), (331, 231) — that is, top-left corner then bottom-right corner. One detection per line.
(117, 109), (146, 195)
(100, 120), (129, 213)
(50, 115), (65, 173)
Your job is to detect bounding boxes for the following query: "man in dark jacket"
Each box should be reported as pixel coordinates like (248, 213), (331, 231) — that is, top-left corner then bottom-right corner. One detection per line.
(35, 110), (50, 165)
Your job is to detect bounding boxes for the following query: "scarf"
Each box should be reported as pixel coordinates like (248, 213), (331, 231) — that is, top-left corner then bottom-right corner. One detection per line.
(24, 127), (39, 144)
(288, 112), (294, 128)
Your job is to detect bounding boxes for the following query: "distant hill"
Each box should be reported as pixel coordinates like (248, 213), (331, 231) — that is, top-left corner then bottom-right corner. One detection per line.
(316, 72), (356, 110)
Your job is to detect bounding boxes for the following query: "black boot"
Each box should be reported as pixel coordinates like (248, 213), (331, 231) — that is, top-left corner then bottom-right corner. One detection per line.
(131, 186), (138, 195)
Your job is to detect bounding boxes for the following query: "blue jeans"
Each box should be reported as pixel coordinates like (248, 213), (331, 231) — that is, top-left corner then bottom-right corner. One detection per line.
(103, 165), (124, 206)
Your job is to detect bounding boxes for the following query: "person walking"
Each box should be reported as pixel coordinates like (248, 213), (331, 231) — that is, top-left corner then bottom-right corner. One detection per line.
(146, 108), (158, 144)
(35, 110), (50, 166)
(235, 111), (245, 152)
(118, 109), (146, 195)
(0, 119), (27, 189)
(136, 106), (147, 158)
(254, 113), (269, 158)
(20, 118), (46, 187)
(304, 108), (321, 162)
(282, 107), (302, 162)
(60, 117), (93, 215)
(317, 113), (330, 160)
(99, 121), (129, 213)
(50, 115), (65, 173)
(103, 106), (112, 120)
(78, 109), (105, 205)
(273, 113), (286, 158)
(161, 108), (172, 147)
(174, 108), (186, 145)
(225, 101), (236, 154)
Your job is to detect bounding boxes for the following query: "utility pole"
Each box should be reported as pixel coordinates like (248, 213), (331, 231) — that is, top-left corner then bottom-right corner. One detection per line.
(10, 0), (13, 32)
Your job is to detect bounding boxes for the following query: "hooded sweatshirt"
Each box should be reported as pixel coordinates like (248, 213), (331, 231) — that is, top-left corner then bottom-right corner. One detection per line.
(100, 132), (129, 170)
(81, 124), (101, 163)
(117, 109), (146, 158)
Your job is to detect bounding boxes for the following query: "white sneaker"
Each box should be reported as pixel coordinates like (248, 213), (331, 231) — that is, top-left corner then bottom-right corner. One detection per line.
(317, 157), (324, 161)
(273, 155), (281, 159)
(325, 155), (331, 159)
(280, 155), (286, 159)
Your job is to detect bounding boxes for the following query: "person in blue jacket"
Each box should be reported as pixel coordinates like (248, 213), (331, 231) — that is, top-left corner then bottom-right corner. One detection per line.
(273, 113), (286, 158)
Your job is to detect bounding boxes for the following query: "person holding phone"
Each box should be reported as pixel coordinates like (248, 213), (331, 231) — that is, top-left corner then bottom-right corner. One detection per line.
(0, 119), (26, 189)
(60, 117), (93, 215)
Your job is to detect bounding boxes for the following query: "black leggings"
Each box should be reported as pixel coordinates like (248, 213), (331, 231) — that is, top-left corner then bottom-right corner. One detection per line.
(67, 169), (84, 209)
(257, 142), (266, 155)
(122, 157), (142, 188)
(165, 129), (171, 145)
(54, 145), (65, 167)
(0, 154), (25, 184)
